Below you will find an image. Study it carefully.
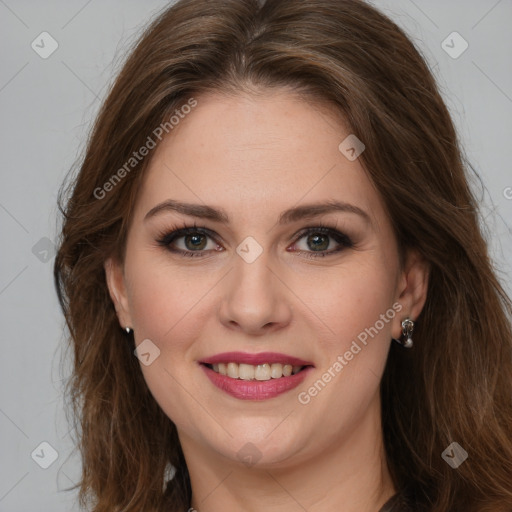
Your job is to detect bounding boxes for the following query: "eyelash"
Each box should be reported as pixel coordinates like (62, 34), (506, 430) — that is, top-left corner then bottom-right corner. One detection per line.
(155, 221), (354, 259)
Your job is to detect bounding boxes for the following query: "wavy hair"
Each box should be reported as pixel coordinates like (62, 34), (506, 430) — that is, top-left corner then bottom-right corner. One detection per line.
(54, 0), (512, 510)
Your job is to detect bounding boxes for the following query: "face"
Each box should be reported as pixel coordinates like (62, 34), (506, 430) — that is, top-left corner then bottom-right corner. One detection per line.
(106, 88), (428, 468)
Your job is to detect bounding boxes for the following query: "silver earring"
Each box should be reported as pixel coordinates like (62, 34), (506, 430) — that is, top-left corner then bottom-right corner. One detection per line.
(125, 326), (133, 334)
(394, 318), (414, 348)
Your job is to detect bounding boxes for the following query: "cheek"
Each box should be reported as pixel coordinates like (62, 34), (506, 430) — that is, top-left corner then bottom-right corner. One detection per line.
(123, 253), (214, 429)
(294, 260), (398, 352)
(125, 251), (214, 344)
(291, 265), (397, 440)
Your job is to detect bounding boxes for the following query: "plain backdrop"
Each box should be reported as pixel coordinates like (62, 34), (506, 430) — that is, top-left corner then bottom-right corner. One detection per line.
(0, 1), (511, 510)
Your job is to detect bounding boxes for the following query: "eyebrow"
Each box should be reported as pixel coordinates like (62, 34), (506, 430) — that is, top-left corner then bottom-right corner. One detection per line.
(144, 199), (371, 226)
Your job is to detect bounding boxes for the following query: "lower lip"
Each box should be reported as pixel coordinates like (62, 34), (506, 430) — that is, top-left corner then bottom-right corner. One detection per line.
(200, 364), (313, 400)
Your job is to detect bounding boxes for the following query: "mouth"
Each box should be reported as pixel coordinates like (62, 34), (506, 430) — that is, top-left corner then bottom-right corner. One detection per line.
(199, 352), (314, 400)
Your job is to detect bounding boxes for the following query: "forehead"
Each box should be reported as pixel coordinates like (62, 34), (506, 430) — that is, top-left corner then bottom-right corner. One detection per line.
(133, 89), (386, 227)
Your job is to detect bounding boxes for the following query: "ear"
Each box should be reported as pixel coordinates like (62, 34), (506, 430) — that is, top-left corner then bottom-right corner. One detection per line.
(104, 257), (133, 330)
(392, 249), (430, 339)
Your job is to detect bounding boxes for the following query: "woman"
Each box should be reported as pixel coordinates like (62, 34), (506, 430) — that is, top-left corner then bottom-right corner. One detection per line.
(54, 0), (512, 511)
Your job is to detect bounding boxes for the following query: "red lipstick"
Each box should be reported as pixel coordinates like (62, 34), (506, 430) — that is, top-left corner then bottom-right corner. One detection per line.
(199, 352), (314, 401)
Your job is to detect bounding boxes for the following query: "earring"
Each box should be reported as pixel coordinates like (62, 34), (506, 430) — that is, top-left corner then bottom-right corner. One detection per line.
(125, 326), (133, 334)
(394, 318), (414, 348)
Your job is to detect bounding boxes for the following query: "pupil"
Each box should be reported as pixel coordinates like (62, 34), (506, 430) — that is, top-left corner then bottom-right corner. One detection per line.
(308, 233), (328, 251)
(186, 234), (206, 250)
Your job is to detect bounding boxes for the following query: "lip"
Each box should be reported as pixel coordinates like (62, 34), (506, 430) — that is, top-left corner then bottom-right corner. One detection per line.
(200, 364), (314, 401)
(200, 351), (314, 367)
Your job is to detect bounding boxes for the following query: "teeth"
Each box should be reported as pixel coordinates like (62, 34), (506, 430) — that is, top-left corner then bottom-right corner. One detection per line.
(270, 363), (283, 379)
(209, 362), (304, 380)
(255, 364), (270, 381)
(227, 362), (239, 379)
(239, 363), (255, 380)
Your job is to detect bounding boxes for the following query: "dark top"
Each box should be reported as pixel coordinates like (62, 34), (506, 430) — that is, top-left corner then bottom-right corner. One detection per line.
(379, 491), (414, 511)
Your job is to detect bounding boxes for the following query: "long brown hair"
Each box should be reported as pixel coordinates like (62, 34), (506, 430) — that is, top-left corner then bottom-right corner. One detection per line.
(54, 0), (512, 510)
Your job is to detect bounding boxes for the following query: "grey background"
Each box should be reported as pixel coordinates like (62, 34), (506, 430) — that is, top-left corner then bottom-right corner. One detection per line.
(0, 1), (511, 510)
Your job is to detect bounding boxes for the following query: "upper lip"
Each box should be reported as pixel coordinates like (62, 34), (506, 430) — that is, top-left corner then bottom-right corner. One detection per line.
(200, 351), (314, 367)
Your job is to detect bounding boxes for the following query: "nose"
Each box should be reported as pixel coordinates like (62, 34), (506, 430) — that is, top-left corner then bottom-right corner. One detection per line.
(218, 251), (292, 336)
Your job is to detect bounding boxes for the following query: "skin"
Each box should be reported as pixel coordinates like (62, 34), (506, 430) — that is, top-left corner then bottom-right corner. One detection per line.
(105, 88), (429, 512)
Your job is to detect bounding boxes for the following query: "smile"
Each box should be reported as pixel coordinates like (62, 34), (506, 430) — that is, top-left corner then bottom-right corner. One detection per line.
(199, 352), (314, 400)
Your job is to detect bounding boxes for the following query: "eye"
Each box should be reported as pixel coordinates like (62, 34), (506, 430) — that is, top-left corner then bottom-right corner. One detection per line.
(290, 225), (354, 258)
(156, 223), (222, 258)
